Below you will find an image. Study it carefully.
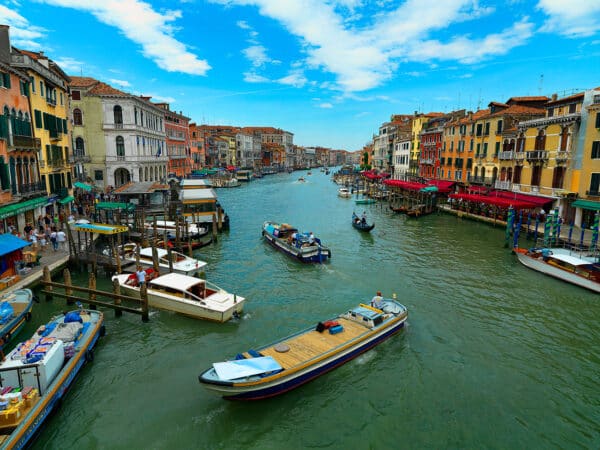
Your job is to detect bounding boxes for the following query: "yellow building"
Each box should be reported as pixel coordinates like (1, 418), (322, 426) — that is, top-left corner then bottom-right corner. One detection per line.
(409, 113), (442, 178)
(12, 49), (72, 201)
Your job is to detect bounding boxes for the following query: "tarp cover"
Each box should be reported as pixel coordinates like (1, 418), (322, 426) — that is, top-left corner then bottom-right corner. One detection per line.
(213, 356), (282, 380)
(0, 233), (31, 257)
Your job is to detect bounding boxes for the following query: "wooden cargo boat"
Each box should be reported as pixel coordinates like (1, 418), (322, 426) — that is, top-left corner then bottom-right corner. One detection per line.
(199, 298), (408, 400)
(0, 308), (104, 448)
(262, 222), (331, 263)
(0, 289), (34, 351)
(112, 272), (245, 322)
(514, 247), (600, 293)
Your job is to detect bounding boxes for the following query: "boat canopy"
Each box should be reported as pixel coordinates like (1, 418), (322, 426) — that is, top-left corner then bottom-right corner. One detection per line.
(149, 273), (204, 291)
(213, 356), (282, 381)
(549, 253), (594, 267)
(139, 247), (168, 258)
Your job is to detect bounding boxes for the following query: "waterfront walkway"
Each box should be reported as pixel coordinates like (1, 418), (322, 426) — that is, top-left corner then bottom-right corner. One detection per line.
(4, 248), (70, 294)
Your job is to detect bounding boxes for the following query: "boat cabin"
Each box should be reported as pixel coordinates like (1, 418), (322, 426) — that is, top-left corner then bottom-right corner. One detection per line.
(147, 273), (218, 301)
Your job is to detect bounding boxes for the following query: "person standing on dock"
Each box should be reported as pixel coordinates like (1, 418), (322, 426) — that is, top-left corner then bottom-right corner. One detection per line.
(57, 229), (67, 251)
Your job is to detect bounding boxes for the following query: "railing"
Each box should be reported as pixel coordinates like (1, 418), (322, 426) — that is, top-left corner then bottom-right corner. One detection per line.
(46, 97), (56, 106)
(115, 123), (123, 129)
(106, 155), (168, 163)
(419, 158), (434, 165)
(13, 181), (47, 196)
(498, 151), (514, 160)
(468, 175), (495, 185)
(494, 180), (512, 190)
(555, 151), (569, 162)
(526, 150), (548, 161)
(11, 135), (41, 149)
(48, 158), (65, 168)
(49, 131), (62, 141)
(514, 152), (525, 160)
(68, 154), (92, 163)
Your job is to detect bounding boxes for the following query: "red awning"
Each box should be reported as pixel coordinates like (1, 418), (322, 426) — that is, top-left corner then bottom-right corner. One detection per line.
(384, 179), (428, 191)
(424, 179), (455, 194)
(449, 193), (535, 209)
(226, 165), (236, 171)
(491, 191), (553, 207)
(466, 185), (489, 193)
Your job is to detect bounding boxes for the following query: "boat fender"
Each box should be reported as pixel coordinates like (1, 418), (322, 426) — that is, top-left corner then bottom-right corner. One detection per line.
(85, 349), (94, 362)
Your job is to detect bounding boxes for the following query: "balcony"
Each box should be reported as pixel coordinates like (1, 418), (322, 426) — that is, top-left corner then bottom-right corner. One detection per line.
(68, 154), (92, 164)
(526, 150), (548, 161)
(46, 97), (56, 107)
(13, 181), (47, 198)
(555, 151), (569, 163)
(11, 135), (41, 150)
(514, 152), (525, 160)
(498, 151), (515, 160)
(49, 131), (63, 141)
(495, 180), (512, 190)
(419, 158), (434, 165)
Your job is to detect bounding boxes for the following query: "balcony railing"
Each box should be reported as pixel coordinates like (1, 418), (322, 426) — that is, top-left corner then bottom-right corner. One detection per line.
(68, 154), (92, 164)
(13, 181), (47, 196)
(419, 158), (434, 165)
(10, 135), (41, 150)
(526, 150), (548, 161)
(498, 151), (514, 160)
(555, 151), (569, 162)
(494, 180), (512, 190)
(468, 175), (495, 185)
(514, 152), (525, 160)
(49, 131), (63, 141)
(46, 97), (56, 106)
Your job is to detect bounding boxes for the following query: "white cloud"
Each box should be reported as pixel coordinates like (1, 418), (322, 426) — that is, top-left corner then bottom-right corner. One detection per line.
(53, 57), (84, 73)
(318, 102), (333, 108)
(109, 78), (132, 87)
(0, 5), (46, 49)
(210, 0), (535, 93)
(537, 0), (600, 37)
(237, 20), (251, 29)
(277, 69), (307, 87)
(243, 45), (271, 67)
(243, 71), (270, 83)
(36, 0), (210, 75)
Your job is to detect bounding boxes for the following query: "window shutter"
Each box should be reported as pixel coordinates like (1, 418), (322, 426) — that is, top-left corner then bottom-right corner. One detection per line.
(34, 110), (42, 128)
(0, 158), (9, 190)
(592, 141), (600, 159)
(596, 112), (600, 129)
(3, 73), (10, 88)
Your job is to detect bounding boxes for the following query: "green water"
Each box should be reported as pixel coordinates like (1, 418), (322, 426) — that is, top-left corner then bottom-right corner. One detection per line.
(26, 171), (599, 449)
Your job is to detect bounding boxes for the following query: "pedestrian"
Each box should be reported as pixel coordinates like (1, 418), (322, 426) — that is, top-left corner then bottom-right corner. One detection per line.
(49, 228), (58, 251)
(57, 229), (67, 251)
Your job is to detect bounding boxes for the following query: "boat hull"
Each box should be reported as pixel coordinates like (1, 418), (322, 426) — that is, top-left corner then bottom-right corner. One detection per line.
(262, 231), (331, 263)
(352, 222), (374, 232)
(118, 283), (244, 322)
(0, 289), (34, 351)
(515, 250), (600, 293)
(200, 318), (405, 400)
(2, 311), (103, 449)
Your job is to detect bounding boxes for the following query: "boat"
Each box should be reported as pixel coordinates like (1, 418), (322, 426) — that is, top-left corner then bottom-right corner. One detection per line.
(0, 308), (104, 448)
(338, 187), (351, 198)
(198, 297), (408, 400)
(307, 171), (312, 175)
(297, 177), (305, 183)
(352, 213), (375, 232)
(111, 272), (245, 322)
(121, 243), (207, 277)
(144, 220), (208, 239)
(390, 205), (407, 214)
(0, 289), (34, 351)
(514, 247), (600, 293)
(236, 170), (253, 182)
(355, 198), (376, 205)
(262, 222), (331, 263)
(406, 204), (434, 218)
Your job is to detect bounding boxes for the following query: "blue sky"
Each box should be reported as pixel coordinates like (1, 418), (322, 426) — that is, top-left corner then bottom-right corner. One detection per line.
(1, 0), (600, 150)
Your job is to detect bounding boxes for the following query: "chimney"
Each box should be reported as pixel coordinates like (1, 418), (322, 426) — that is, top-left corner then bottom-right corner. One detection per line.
(551, 93), (557, 101)
(0, 25), (11, 65)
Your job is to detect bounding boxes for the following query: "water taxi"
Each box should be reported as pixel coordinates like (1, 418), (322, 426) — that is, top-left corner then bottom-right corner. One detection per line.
(144, 220), (208, 239)
(120, 243), (207, 277)
(514, 247), (600, 293)
(0, 308), (104, 448)
(112, 272), (245, 322)
(199, 298), (408, 400)
(262, 222), (331, 263)
(0, 289), (34, 351)
(338, 187), (351, 198)
(236, 170), (253, 182)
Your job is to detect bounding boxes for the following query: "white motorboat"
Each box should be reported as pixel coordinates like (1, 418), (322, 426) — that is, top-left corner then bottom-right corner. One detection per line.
(338, 187), (351, 198)
(121, 243), (207, 277)
(514, 247), (600, 293)
(111, 272), (245, 322)
(144, 220), (208, 238)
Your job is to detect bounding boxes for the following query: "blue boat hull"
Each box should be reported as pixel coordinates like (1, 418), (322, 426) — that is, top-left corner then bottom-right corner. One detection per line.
(262, 230), (330, 263)
(213, 320), (404, 401)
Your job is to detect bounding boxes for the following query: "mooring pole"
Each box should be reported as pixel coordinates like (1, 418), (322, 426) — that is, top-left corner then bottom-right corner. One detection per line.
(64, 268), (73, 305)
(112, 277), (123, 318)
(43, 266), (52, 302)
(88, 272), (97, 310)
(140, 282), (149, 322)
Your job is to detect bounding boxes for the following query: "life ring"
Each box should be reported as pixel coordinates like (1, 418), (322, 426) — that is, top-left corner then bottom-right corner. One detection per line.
(85, 349), (94, 362)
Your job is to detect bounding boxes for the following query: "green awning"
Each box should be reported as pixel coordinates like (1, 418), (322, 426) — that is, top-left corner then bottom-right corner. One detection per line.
(0, 196), (49, 220)
(59, 195), (75, 204)
(95, 201), (135, 211)
(572, 199), (600, 211)
(74, 181), (93, 191)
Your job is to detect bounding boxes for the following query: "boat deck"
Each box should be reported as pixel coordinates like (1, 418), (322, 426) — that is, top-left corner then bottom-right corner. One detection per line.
(259, 317), (370, 369)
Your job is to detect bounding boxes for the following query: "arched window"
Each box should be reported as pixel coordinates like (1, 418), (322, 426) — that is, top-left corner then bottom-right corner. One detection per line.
(116, 136), (125, 157)
(75, 137), (85, 156)
(73, 108), (83, 126)
(113, 105), (123, 125)
(534, 129), (545, 151)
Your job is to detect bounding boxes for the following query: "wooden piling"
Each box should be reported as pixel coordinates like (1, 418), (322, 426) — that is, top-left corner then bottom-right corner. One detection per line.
(43, 266), (52, 301)
(64, 268), (74, 305)
(167, 246), (174, 273)
(217, 207), (223, 231)
(88, 272), (97, 310)
(140, 283), (149, 322)
(212, 213), (218, 241)
(152, 246), (160, 272)
(112, 278), (123, 317)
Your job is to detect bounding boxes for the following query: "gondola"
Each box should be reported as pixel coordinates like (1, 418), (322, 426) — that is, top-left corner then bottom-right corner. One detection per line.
(352, 214), (375, 232)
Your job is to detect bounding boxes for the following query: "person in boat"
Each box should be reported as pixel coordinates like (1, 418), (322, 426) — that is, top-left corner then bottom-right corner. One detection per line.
(361, 211), (367, 225)
(308, 232), (315, 245)
(136, 266), (147, 286)
(371, 291), (384, 309)
(353, 212), (360, 224)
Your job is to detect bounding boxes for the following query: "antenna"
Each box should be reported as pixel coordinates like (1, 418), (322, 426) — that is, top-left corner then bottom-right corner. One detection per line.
(538, 74), (544, 95)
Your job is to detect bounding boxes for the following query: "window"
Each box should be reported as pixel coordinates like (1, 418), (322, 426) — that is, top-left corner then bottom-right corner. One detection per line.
(495, 142), (500, 155)
(94, 170), (103, 181)
(476, 124), (482, 136)
(552, 167), (565, 189)
(60, 92), (63, 105)
(34, 110), (42, 128)
(569, 103), (576, 114)
(484, 123), (490, 135)
(114, 105), (123, 125)
(595, 112), (600, 129)
(40, 81), (44, 97)
(73, 108), (83, 126)
(560, 127), (569, 151)
(483, 143), (488, 155)
(548, 108), (554, 117)
(0, 72), (10, 89)
(531, 165), (542, 186)
(75, 137), (85, 155)
(71, 90), (81, 101)
(589, 173), (600, 195)
(30, 76), (35, 93)
(592, 141), (600, 159)
(116, 136), (125, 156)
(497, 120), (503, 134)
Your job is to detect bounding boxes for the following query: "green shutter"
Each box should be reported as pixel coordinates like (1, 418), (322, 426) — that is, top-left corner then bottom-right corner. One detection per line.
(62, 119), (67, 133)
(34, 110), (42, 128)
(0, 157), (9, 190)
(596, 112), (600, 129)
(3, 73), (10, 89)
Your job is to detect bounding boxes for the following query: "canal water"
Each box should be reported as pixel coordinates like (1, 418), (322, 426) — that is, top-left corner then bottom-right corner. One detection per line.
(26, 170), (599, 449)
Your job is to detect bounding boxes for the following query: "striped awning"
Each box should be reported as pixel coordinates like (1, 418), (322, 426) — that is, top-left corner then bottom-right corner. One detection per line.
(572, 199), (600, 211)
(59, 195), (75, 204)
(0, 196), (49, 220)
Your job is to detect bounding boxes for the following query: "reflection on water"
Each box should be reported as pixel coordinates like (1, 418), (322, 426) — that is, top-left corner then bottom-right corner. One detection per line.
(29, 170), (600, 449)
